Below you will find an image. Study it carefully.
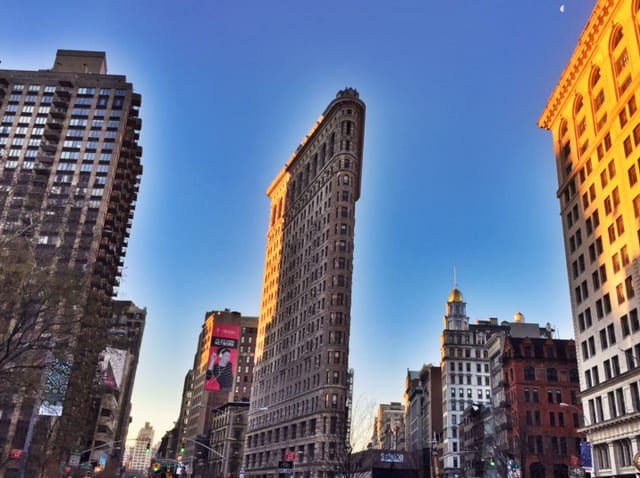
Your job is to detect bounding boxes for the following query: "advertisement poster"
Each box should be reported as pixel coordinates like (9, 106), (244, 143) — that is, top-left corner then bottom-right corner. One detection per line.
(39, 358), (72, 416)
(204, 323), (240, 392)
(99, 347), (128, 391)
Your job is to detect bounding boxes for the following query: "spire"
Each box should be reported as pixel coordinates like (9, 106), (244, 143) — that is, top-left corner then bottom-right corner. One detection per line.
(453, 265), (457, 290)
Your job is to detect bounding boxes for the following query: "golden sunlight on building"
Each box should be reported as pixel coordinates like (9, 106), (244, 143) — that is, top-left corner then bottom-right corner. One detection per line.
(539, 1), (640, 476)
(248, 88), (365, 478)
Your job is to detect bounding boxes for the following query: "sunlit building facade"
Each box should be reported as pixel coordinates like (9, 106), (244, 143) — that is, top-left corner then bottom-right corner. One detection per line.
(371, 402), (405, 450)
(246, 88), (366, 478)
(539, 1), (640, 476)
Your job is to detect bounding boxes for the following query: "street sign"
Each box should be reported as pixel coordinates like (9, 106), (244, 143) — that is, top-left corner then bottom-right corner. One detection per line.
(569, 467), (585, 478)
(9, 449), (23, 460)
(284, 451), (297, 461)
(278, 461), (294, 474)
(380, 452), (404, 463)
(69, 453), (81, 467)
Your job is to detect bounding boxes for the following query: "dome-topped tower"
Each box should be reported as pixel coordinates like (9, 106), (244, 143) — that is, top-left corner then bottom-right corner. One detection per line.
(444, 286), (469, 330)
(448, 287), (464, 303)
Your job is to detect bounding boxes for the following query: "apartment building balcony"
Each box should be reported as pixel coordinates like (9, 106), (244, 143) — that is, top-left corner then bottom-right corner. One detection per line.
(46, 117), (63, 129)
(50, 107), (67, 118)
(43, 127), (61, 141)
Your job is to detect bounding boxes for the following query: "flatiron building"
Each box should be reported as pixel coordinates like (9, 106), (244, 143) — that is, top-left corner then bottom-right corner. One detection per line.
(245, 88), (365, 478)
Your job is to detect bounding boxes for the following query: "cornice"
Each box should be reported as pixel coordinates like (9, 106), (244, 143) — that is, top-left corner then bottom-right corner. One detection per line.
(539, 0), (616, 130)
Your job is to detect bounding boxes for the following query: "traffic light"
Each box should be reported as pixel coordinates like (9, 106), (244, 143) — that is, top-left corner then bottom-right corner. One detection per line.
(489, 456), (496, 467)
(146, 442), (151, 453)
(152, 462), (162, 473)
(180, 441), (186, 454)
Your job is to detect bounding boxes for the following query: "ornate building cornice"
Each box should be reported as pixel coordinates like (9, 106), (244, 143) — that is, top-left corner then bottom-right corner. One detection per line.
(539, 0), (615, 130)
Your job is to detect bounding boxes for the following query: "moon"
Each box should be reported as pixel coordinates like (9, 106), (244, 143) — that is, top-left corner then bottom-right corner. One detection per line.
(560, 4), (566, 12)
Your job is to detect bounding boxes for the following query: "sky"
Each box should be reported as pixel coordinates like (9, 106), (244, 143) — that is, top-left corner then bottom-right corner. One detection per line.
(2, 0), (598, 445)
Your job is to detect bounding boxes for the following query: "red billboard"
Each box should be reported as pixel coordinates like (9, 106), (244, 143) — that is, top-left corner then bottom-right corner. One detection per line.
(205, 323), (240, 392)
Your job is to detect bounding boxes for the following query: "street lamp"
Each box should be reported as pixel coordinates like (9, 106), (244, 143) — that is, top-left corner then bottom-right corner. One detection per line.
(560, 402), (590, 427)
(560, 403), (596, 477)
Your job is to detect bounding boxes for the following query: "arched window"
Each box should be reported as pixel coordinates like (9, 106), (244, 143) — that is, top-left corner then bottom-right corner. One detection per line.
(611, 26), (624, 50)
(574, 94), (585, 115)
(610, 25), (632, 95)
(573, 94), (588, 140)
(590, 66), (601, 89)
(589, 67), (605, 113)
(559, 119), (569, 139)
(633, 0), (640, 53)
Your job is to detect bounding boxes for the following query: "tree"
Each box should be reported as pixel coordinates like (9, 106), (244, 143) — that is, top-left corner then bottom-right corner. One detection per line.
(0, 233), (111, 477)
(0, 236), (85, 392)
(312, 395), (376, 478)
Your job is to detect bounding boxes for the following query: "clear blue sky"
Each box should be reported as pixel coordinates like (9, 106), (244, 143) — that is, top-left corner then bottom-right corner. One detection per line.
(2, 0), (597, 443)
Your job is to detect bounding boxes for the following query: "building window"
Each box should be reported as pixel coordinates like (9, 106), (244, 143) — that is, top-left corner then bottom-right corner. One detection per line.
(524, 366), (535, 380)
(595, 444), (610, 470)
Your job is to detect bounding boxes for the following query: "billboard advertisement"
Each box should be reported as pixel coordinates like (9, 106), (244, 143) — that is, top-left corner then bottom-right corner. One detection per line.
(99, 347), (128, 391)
(205, 323), (240, 392)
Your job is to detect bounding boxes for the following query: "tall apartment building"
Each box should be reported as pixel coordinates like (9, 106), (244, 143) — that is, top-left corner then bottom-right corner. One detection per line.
(539, 1), (640, 476)
(246, 88), (366, 478)
(182, 309), (257, 459)
(0, 50), (143, 474)
(93, 300), (147, 469)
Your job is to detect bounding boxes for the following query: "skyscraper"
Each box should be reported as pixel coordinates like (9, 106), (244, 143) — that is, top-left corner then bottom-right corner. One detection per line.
(0, 50), (143, 475)
(539, 2), (640, 475)
(245, 88), (365, 478)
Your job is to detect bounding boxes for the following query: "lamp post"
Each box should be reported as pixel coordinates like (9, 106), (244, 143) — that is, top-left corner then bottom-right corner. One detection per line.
(188, 437), (226, 478)
(424, 436), (440, 478)
(559, 402), (590, 427)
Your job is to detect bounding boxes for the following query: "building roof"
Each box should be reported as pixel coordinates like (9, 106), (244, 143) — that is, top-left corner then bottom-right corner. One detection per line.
(448, 287), (464, 303)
